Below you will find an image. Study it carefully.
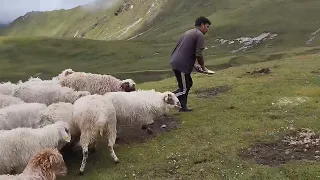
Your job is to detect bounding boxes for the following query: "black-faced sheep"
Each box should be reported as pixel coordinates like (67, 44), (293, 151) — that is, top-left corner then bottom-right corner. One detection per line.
(58, 69), (136, 95)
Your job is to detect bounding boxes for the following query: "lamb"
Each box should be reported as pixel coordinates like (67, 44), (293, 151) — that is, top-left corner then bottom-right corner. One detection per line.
(11, 83), (90, 106)
(71, 94), (119, 175)
(0, 148), (67, 180)
(0, 121), (71, 175)
(0, 103), (47, 130)
(0, 94), (25, 109)
(70, 89), (181, 174)
(58, 68), (136, 95)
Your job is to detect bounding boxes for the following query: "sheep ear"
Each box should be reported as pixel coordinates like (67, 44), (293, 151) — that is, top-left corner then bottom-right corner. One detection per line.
(164, 93), (174, 104)
(163, 93), (169, 103)
(64, 70), (73, 76)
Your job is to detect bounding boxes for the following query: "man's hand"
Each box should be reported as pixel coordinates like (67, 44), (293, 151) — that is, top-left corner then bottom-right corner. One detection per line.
(194, 64), (204, 72)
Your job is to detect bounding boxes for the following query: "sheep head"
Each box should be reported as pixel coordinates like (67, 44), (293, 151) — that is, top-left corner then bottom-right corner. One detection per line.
(65, 90), (90, 103)
(58, 68), (75, 80)
(121, 79), (136, 92)
(56, 121), (72, 147)
(163, 91), (181, 109)
(26, 148), (67, 179)
(76, 91), (91, 99)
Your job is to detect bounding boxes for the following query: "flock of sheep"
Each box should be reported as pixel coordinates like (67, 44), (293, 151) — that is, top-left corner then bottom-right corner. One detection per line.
(0, 69), (182, 179)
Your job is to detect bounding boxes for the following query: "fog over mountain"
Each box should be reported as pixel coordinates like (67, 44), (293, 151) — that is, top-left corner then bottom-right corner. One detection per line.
(0, 0), (104, 23)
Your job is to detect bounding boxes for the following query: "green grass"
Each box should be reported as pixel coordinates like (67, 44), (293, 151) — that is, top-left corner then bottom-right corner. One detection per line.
(1, 36), (319, 83)
(53, 52), (320, 180)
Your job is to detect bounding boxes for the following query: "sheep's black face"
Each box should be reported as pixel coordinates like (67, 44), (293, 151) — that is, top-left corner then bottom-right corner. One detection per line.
(121, 82), (136, 92)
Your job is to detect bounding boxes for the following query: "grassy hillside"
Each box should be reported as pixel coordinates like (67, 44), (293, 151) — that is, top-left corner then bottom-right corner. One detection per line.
(1, 0), (320, 47)
(1, 36), (319, 84)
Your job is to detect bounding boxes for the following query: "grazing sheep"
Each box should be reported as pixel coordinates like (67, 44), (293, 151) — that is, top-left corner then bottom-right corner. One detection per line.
(0, 94), (25, 109)
(0, 82), (19, 95)
(0, 103), (47, 130)
(0, 148), (67, 180)
(72, 94), (119, 175)
(12, 84), (90, 106)
(0, 121), (71, 175)
(58, 69), (136, 95)
(70, 89), (181, 174)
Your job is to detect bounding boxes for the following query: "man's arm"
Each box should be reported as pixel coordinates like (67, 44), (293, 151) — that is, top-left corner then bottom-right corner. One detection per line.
(195, 33), (207, 71)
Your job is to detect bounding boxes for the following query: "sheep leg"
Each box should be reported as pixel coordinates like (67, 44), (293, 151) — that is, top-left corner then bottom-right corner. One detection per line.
(107, 119), (120, 163)
(78, 134), (90, 175)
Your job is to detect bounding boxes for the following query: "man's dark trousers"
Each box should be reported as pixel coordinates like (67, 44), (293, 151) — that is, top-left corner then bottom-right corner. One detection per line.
(172, 69), (193, 110)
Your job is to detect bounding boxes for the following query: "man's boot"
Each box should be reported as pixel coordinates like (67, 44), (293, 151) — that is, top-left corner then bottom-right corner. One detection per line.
(179, 95), (192, 112)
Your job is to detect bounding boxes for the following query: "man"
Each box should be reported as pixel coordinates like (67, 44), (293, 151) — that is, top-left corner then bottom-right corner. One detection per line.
(170, 16), (211, 112)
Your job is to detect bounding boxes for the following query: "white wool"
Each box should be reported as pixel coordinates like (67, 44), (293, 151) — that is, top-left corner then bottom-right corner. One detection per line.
(71, 94), (119, 173)
(19, 76), (60, 86)
(72, 94), (117, 137)
(0, 82), (19, 95)
(59, 69), (136, 95)
(0, 103), (47, 130)
(12, 84), (90, 106)
(0, 121), (71, 175)
(0, 94), (25, 109)
(37, 102), (74, 130)
(103, 89), (181, 126)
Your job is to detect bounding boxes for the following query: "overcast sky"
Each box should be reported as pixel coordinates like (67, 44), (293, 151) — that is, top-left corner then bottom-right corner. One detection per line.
(0, 0), (100, 23)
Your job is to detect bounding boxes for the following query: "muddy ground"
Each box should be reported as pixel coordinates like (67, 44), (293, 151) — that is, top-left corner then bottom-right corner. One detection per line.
(246, 68), (271, 76)
(239, 128), (320, 166)
(194, 85), (232, 98)
(115, 115), (181, 145)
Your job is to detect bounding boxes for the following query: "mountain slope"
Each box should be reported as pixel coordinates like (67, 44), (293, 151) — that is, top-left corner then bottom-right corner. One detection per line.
(1, 0), (320, 48)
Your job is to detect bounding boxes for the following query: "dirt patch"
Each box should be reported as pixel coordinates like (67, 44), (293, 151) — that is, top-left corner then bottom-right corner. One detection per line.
(194, 85), (232, 98)
(311, 69), (320, 75)
(115, 115), (180, 145)
(246, 68), (271, 75)
(239, 128), (320, 166)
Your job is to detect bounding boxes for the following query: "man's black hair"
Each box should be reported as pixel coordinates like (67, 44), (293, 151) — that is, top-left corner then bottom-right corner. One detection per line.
(195, 16), (211, 26)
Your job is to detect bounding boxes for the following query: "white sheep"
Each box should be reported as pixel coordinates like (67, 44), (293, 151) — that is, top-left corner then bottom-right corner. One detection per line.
(0, 82), (19, 95)
(71, 94), (119, 175)
(104, 89), (181, 127)
(70, 89), (181, 174)
(0, 103), (47, 130)
(0, 121), (71, 175)
(58, 68), (136, 95)
(0, 94), (25, 109)
(0, 148), (67, 180)
(37, 102), (74, 128)
(11, 84), (90, 106)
